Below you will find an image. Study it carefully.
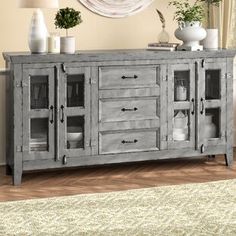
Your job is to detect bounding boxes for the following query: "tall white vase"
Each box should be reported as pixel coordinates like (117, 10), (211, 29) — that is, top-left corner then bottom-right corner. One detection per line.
(28, 9), (48, 54)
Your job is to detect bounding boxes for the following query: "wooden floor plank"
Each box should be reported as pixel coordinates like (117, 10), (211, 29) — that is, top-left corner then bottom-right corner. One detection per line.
(0, 154), (236, 202)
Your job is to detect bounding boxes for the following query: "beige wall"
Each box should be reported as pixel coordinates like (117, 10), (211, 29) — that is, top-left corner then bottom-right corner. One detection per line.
(0, 0), (181, 68)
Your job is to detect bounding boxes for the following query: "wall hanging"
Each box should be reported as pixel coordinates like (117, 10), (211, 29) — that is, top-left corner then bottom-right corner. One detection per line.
(78, 0), (154, 18)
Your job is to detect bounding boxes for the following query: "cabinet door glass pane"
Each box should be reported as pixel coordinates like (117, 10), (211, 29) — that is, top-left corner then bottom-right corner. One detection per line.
(67, 116), (84, 149)
(174, 71), (190, 102)
(205, 108), (220, 139)
(30, 76), (49, 109)
(173, 110), (190, 141)
(30, 118), (48, 151)
(67, 74), (84, 107)
(205, 70), (220, 100)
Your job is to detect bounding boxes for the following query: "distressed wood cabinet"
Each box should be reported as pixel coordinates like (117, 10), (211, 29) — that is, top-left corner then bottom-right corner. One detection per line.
(3, 50), (235, 185)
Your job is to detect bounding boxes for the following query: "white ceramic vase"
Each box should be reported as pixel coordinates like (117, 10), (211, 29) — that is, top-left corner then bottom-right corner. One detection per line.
(60, 37), (76, 54)
(175, 21), (207, 48)
(205, 114), (217, 139)
(202, 29), (218, 50)
(28, 9), (48, 54)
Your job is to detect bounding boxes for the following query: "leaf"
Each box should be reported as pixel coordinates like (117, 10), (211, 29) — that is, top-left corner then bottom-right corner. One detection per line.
(156, 9), (166, 27)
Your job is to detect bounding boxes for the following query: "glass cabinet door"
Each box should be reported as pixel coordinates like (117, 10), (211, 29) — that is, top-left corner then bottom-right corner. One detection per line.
(59, 66), (91, 159)
(167, 64), (196, 149)
(22, 67), (55, 161)
(198, 60), (227, 149)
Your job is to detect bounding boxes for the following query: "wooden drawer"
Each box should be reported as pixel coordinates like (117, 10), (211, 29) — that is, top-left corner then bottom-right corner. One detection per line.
(99, 98), (159, 122)
(99, 66), (158, 89)
(99, 130), (159, 154)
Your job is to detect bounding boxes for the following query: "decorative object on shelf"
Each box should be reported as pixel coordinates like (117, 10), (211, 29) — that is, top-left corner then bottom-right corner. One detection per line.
(156, 9), (170, 43)
(173, 110), (188, 141)
(67, 126), (83, 149)
(175, 79), (187, 101)
(48, 32), (60, 54)
(78, 0), (154, 18)
(200, 0), (222, 50)
(169, 0), (206, 51)
(205, 114), (217, 138)
(18, 0), (59, 54)
(147, 42), (179, 51)
(55, 7), (82, 54)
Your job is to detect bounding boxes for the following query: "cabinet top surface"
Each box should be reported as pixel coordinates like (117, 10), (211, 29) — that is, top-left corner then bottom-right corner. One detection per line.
(3, 49), (236, 64)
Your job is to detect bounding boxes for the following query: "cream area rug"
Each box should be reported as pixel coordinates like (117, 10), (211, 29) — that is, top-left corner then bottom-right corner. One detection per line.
(1, 179), (236, 236)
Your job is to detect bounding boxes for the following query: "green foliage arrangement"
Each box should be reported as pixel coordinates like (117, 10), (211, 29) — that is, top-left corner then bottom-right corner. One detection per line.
(55, 7), (82, 36)
(169, 0), (205, 23)
(199, 0), (222, 27)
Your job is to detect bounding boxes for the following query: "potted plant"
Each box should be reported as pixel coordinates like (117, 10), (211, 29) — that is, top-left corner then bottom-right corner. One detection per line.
(200, 0), (222, 49)
(169, 0), (206, 50)
(55, 7), (82, 54)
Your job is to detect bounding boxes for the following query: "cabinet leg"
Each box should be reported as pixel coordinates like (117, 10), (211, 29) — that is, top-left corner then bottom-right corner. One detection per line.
(225, 149), (233, 167)
(5, 165), (12, 175)
(12, 168), (22, 186)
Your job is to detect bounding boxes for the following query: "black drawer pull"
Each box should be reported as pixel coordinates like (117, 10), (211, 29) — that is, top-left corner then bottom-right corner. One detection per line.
(121, 75), (138, 79)
(121, 107), (138, 112)
(121, 139), (138, 144)
(49, 105), (54, 124)
(60, 105), (64, 123)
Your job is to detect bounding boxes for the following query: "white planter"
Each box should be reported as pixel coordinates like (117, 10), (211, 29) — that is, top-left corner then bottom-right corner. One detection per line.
(202, 29), (218, 50)
(60, 37), (76, 54)
(175, 22), (206, 49)
(28, 9), (48, 54)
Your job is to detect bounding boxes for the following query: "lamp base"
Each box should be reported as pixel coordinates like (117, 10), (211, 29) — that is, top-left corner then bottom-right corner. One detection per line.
(28, 9), (48, 54)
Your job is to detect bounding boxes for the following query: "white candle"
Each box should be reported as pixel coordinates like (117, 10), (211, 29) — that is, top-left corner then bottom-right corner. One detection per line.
(48, 33), (60, 53)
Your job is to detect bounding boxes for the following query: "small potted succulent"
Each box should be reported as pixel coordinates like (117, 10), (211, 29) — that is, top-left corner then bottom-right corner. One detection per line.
(169, 0), (206, 50)
(55, 7), (82, 54)
(200, 0), (222, 49)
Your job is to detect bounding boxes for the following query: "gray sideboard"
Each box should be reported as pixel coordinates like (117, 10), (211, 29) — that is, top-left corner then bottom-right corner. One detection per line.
(3, 49), (236, 185)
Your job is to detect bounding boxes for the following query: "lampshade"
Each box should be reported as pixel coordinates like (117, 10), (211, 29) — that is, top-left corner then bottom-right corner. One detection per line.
(18, 0), (59, 8)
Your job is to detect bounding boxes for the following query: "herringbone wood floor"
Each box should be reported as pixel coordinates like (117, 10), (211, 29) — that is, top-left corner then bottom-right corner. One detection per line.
(0, 154), (236, 202)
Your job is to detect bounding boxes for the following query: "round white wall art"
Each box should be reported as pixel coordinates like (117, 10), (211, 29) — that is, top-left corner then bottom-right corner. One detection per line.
(78, 0), (154, 18)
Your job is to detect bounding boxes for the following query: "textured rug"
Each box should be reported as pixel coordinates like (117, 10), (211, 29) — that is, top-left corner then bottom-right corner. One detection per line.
(0, 179), (236, 236)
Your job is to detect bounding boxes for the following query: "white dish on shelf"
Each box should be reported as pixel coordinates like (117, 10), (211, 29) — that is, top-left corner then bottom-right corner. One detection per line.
(67, 132), (83, 141)
(173, 128), (188, 141)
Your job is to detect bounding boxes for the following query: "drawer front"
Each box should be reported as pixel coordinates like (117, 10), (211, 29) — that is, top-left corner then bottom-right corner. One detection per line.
(100, 99), (159, 122)
(99, 66), (157, 89)
(100, 130), (159, 154)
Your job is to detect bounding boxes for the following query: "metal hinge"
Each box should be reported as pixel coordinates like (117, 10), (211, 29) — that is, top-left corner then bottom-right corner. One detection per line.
(16, 145), (28, 152)
(225, 73), (232, 79)
(89, 78), (96, 84)
(163, 75), (168, 81)
(16, 81), (27, 88)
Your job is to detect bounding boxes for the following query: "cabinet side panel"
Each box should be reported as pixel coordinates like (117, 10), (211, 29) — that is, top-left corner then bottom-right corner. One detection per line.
(13, 64), (23, 184)
(226, 57), (234, 164)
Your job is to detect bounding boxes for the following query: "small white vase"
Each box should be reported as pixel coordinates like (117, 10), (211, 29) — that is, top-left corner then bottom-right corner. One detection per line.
(175, 21), (206, 48)
(205, 114), (217, 139)
(202, 29), (218, 50)
(60, 37), (76, 54)
(28, 9), (48, 54)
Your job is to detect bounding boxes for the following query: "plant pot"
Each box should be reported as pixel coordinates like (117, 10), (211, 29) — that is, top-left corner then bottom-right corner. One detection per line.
(174, 21), (206, 50)
(202, 29), (218, 50)
(60, 36), (75, 54)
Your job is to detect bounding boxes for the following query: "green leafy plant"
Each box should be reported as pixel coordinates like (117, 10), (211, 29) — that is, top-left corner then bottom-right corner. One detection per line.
(199, 0), (222, 27)
(169, 0), (205, 23)
(55, 7), (82, 37)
